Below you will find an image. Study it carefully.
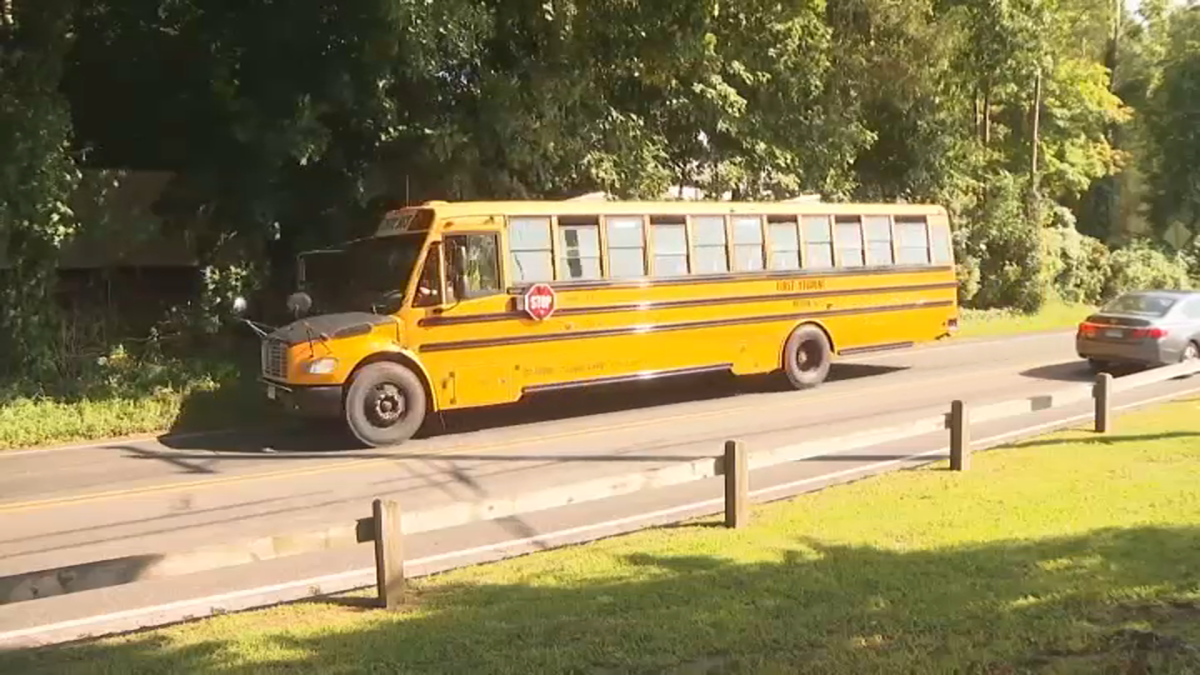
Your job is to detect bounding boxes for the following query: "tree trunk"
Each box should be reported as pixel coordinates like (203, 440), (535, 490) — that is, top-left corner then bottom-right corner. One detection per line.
(983, 81), (992, 147)
(1028, 66), (1043, 225)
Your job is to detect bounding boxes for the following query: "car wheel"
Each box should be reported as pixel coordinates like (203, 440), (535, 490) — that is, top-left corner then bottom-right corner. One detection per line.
(1183, 341), (1200, 362)
(344, 361), (428, 448)
(1087, 358), (1110, 373)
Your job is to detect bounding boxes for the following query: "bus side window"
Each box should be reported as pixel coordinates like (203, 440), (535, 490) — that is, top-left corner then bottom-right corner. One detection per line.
(445, 233), (502, 300)
(650, 216), (689, 277)
(413, 242), (444, 308)
(558, 215), (603, 280)
(929, 219), (954, 265)
(801, 216), (834, 269)
(509, 216), (554, 283)
(731, 215), (765, 272)
(767, 216), (800, 270)
(863, 215), (894, 266)
(895, 217), (930, 265)
(834, 216), (865, 268)
(606, 215), (647, 278)
(691, 216), (729, 274)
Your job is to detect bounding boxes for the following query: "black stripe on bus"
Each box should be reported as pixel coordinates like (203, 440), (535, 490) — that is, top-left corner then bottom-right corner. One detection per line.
(417, 299), (956, 353)
(419, 280), (959, 328)
(522, 364), (734, 395)
(838, 341), (916, 356)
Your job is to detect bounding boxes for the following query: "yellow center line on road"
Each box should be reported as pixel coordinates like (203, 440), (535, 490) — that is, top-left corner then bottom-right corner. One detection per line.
(0, 358), (1072, 515)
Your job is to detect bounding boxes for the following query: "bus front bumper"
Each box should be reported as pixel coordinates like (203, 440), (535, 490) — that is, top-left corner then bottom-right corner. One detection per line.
(261, 379), (343, 418)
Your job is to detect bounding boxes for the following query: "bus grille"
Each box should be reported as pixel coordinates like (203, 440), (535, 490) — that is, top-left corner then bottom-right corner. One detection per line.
(262, 339), (289, 379)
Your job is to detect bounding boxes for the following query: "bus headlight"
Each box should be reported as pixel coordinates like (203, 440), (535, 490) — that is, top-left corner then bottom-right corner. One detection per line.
(306, 357), (339, 375)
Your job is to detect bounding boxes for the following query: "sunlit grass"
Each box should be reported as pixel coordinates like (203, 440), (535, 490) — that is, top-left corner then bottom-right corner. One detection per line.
(958, 299), (1095, 339)
(7, 397), (1199, 673)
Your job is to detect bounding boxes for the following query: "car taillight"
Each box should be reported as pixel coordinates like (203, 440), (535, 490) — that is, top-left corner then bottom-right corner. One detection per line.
(1078, 321), (1097, 337)
(1130, 327), (1168, 339)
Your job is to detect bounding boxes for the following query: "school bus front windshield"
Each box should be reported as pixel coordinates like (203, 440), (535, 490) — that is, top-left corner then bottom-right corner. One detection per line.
(301, 232), (427, 315)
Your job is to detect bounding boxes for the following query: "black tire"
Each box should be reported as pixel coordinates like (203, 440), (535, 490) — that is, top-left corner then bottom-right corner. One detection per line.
(782, 323), (833, 390)
(1182, 341), (1199, 363)
(343, 361), (428, 448)
(1087, 358), (1110, 373)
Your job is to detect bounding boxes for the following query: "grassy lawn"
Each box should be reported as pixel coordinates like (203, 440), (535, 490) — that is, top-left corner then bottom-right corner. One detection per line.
(5, 397), (1199, 673)
(957, 299), (1095, 339)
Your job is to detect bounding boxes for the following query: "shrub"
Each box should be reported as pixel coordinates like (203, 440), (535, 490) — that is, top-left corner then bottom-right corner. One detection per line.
(956, 172), (1048, 313)
(1102, 239), (1192, 299)
(1041, 227), (1111, 305)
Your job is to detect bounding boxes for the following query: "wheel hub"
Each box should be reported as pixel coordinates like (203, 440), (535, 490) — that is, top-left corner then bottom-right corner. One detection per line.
(371, 384), (405, 423)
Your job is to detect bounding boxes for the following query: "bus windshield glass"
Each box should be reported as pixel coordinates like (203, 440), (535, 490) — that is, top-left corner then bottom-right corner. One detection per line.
(303, 233), (426, 314)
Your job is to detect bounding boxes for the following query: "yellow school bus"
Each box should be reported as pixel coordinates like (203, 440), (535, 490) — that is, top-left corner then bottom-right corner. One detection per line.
(249, 199), (959, 447)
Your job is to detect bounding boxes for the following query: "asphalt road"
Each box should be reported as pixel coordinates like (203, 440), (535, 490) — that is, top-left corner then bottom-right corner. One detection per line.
(5, 328), (1196, 648)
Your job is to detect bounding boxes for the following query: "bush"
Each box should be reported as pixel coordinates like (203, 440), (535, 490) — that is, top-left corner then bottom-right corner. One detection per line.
(1041, 227), (1111, 305)
(956, 172), (1048, 313)
(1102, 239), (1192, 299)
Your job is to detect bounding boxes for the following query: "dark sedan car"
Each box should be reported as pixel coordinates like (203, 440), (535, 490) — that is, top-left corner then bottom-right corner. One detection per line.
(1076, 289), (1200, 372)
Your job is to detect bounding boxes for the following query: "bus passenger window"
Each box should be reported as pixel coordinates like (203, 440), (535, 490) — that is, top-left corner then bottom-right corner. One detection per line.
(508, 216), (554, 282)
(835, 217), (865, 267)
(895, 217), (930, 264)
(606, 215), (646, 278)
(413, 243), (443, 308)
(651, 217), (689, 277)
(732, 216), (764, 271)
(930, 220), (954, 264)
(558, 216), (602, 280)
(691, 216), (728, 274)
(802, 216), (834, 269)
(864, 215), (894, 266)
(767, 218), (800, 270)
(446, 233), (502, 299)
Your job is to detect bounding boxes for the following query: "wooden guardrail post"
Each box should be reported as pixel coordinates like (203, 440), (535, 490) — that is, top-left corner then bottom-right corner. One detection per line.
(724, 440), (748, 529)
(372, 498), (404, 610)
(949, 400), (970, 471)
(1094, 372), (1112, 433)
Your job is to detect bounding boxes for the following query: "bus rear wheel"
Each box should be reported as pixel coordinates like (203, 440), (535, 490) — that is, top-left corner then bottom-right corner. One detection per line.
(782, 323), (832, 390)
(344, 361), (427, 448)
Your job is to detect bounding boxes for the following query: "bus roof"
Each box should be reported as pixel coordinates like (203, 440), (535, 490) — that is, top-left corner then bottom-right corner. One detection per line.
(390, 199), (948, 222)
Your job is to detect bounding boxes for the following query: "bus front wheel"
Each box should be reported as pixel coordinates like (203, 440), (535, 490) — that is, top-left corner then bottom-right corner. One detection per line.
(344, 361), (428, 448)
(782, 324), (832, 390)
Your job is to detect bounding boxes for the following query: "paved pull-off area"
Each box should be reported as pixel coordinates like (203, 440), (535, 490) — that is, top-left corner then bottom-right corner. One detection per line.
(4, 329), (1198, 648)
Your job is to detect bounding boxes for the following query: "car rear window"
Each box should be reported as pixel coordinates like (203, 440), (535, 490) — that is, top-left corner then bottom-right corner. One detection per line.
(1102, 293), (1178, 317)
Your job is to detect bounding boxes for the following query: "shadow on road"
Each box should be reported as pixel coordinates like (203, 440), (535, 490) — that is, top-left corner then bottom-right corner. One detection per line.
(158, 363), (909, 454)
(1017, 360), (1148, 383)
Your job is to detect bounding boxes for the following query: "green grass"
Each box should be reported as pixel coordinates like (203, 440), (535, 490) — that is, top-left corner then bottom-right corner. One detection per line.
(957, 298), (1096, 339)
(5, 397), (1199, 673)
(0, 350), (273, 451)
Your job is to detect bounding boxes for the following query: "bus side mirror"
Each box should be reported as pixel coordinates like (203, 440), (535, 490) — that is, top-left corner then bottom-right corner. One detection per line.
(286, 291), (313, 317)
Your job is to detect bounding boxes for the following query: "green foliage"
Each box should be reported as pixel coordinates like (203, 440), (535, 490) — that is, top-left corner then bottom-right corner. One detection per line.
(0, 0), (80, 378)
(956, 171), (1048, 312)
(1142, 5), (1200, 239)
(1102, 239), (1193, 299)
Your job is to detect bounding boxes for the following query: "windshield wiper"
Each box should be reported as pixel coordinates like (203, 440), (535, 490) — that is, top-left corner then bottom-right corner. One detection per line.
(300, 319), (332, 354)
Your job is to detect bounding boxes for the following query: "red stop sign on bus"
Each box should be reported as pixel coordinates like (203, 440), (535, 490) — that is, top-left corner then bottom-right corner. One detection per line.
(522, 283), (557, 321)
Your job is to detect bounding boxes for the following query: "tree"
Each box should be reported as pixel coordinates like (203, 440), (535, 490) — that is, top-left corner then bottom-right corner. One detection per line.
(0, 0), (80, 377)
